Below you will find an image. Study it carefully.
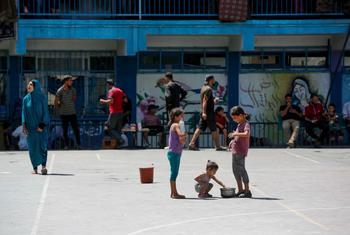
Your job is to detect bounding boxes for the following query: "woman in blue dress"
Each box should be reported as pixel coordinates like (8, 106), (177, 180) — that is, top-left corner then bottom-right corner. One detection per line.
(22, 80), (49, 175)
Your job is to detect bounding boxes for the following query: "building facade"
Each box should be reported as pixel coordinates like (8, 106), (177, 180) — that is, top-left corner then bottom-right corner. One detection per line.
(1, 0), (350, 148)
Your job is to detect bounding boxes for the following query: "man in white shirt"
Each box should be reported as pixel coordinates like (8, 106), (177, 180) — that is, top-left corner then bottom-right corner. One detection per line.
(343, 101), (350, 143)
(12, 125), (28, 150)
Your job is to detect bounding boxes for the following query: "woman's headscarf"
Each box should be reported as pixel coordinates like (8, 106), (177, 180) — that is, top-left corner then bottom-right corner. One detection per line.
(22, 80), (49, 131)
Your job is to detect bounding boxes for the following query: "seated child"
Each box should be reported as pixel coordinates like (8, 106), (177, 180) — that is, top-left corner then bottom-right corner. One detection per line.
(324, 103), (344, 145)
(215, 106), (229, 147)
(194, 160), (226, 198)
(142, 104), (164, 148)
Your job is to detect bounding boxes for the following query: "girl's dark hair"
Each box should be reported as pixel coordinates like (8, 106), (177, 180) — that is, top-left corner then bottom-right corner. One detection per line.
(230, 106), (245, 116)
(285, 93), (292, 98)
(230, 106), (250, 120)
(206, 160), (219, 171)
(215, 106), (224, 114)
(165, 72), (173, 80)
(169, 107), (184, 125)
(310, 93), (318, 99)
(30, 80), (36, 88)
(328, 103), (336, 108)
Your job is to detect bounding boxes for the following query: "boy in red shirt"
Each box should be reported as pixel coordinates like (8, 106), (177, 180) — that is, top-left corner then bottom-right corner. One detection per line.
(215, 106), (229, 147)
(100, 79), (126, 147)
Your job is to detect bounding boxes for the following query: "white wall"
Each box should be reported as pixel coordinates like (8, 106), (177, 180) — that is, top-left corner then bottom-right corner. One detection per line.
(255, 35), (331, 48)
(331, 34), (350, 50)
(147, 35), (334, 51)
(147, 35), (232, 48)
(0, 39), (16, 55)
(27, 39), (120, 52)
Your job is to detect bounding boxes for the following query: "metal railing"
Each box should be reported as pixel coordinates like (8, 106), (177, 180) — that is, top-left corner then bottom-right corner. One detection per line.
(142, 111), (349, 149)
(5, 117), (348, 151)
(49, 119), (105, 150)
(17, 0), (218, 18)
(249, 0), (346, 17)
(17, 0), (347, 19)
(145, 121), (349, 149)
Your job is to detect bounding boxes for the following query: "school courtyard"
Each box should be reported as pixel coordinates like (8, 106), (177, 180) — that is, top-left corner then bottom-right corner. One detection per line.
(1, 148), (350, 235)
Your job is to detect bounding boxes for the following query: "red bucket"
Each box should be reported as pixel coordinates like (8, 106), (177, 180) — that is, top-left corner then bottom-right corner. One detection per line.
(139, 167), (154, 184)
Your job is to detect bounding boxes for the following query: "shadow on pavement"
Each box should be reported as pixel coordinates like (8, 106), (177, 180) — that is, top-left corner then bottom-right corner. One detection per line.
(47, 173), (75, 176)
(183, 197), (220, 200)
(250, 197), (282, 200)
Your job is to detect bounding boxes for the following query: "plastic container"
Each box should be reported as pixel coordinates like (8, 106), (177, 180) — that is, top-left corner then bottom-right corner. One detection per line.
(139, 167), (154, 183)
(137, 122), (142, 131)
(179, 120), (186, 133)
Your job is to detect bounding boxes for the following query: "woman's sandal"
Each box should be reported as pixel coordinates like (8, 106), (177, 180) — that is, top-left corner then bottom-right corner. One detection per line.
(32, 170), (38, 175)
(41, 168), (48, 175)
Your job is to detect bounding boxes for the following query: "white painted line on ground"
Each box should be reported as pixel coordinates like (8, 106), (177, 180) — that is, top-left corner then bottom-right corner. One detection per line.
(126, 206), (349, 235)
(252, 186), (329, 231)
(30, 154), (55, 235)
(284, 150), (320, 164)
(0, 171), (11, 174)
(96, 153), (102, 161)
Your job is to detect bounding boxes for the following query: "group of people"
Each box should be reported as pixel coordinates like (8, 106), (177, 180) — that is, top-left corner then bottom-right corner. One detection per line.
(20, 70), (350, 179)
(21, 74), (252, 201)
(280, 93), (348, 148)
(21, 75), (129, 173)
(166, 106), (252, 199)
(150, 73), (230, 151)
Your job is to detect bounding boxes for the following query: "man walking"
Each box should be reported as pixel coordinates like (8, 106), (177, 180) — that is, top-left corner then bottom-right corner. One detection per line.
(164, 72), (187, 117)
(279, 94), (303, 148)
(55, 75), (81, 149)
(100, 79), (126, 147)
(188, 75), (224, 151)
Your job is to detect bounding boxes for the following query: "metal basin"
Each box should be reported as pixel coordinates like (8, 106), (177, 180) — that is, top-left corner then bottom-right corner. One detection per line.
(220, 187), (236, 198)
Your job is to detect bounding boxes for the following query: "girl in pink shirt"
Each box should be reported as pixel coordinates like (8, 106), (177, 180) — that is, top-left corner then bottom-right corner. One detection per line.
(228, 106), (252, 198)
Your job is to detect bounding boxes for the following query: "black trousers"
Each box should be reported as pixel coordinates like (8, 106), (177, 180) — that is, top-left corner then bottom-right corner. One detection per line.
(345, 119), (350, 141)
(60, 114), (81, 147)
(305, 120), (329, 144)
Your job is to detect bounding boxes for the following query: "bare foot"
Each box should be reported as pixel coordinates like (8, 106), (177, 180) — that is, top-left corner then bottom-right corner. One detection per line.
(171, 193), (186, 199)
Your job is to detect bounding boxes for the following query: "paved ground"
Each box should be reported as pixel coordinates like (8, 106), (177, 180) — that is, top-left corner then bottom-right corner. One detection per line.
(1, 148), (350, 235)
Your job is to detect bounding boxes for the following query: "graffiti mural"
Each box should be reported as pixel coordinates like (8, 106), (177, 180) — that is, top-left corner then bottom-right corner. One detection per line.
(239, 73), (330, 122)
(136, 73), (227, 127)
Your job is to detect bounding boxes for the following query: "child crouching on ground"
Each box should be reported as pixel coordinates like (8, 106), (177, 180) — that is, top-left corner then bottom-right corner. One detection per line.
(194, 160), (226, 198)
(228, 106), (252, 198)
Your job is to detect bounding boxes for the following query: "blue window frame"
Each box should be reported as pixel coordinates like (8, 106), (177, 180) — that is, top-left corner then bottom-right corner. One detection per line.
(90, 56), (115, 73)
(20, 51), (116, 117)
(138, 51), (161, 70)
(22, 56), (36, 73)
(161, 51), (182, 70)
(138, 49), (227, 72)
(240, 51), (282, 70)
(286, 51), (328, 69)
(240, 47), (329, 71)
